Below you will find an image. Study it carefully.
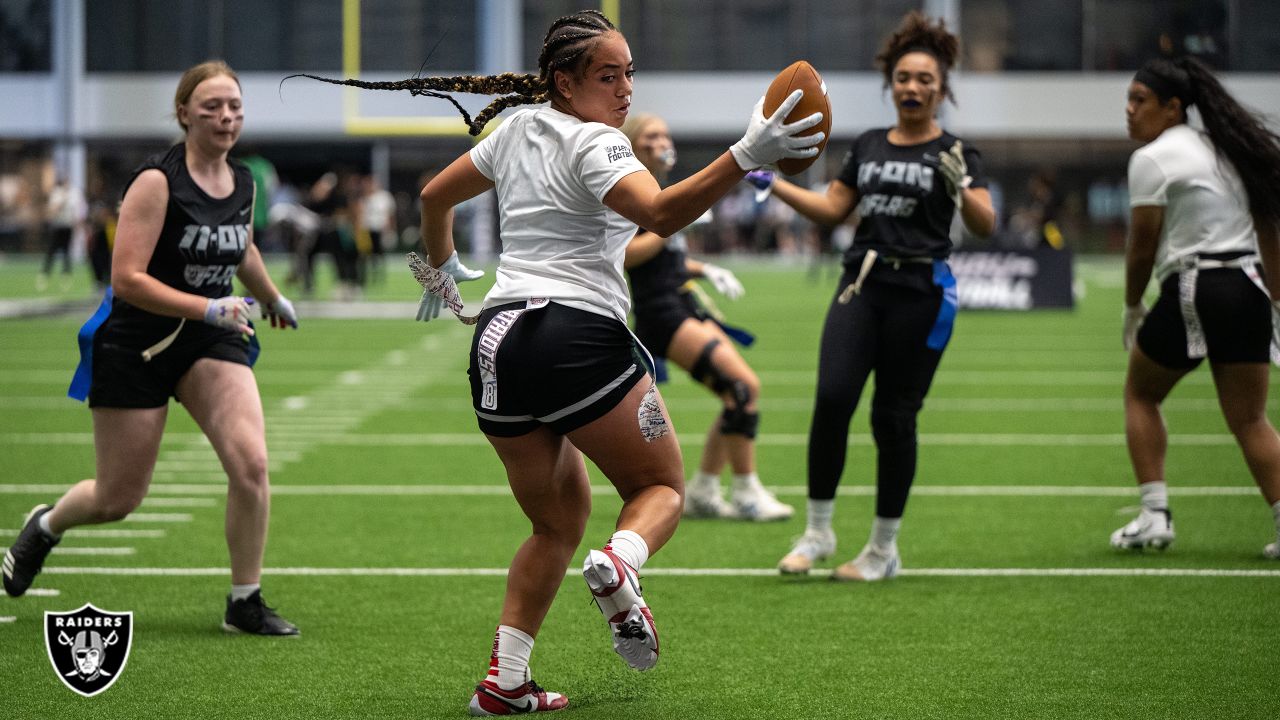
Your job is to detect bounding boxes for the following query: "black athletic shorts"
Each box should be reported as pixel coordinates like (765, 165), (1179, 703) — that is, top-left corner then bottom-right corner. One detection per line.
(468, 300), (647, 437)
(89, 323), (252, 408)
(633, 291), (704, 359)
(1137, 265), (1271, 370)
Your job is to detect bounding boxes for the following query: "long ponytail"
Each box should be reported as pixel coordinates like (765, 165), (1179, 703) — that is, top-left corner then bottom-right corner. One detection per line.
(285, 72), (547, 137)
(1141, 56), (1280, 227)
(288, 10), (617, 136)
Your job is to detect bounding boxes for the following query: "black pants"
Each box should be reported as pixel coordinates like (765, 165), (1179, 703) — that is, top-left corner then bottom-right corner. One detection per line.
(807, 268), (947, 518)
(42, 226), (73, 274)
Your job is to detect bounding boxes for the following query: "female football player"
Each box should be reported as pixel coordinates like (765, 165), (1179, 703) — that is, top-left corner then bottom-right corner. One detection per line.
(622, 112), (792, 523)
(300, 9), (823, 715)
(752, 10), (995, 581)
(3, 61), (300, 635)
(1111, 55), (1280, 557)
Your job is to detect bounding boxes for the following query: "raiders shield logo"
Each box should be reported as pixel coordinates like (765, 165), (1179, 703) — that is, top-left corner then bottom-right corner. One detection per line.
(44, 603), (133, 697)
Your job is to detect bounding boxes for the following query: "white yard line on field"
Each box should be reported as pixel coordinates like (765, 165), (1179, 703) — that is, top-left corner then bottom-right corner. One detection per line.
(0, 431), (1243, 448)
(38, 566), (1280, 579)
(0, 483), (1260, 497)
(0, 528), (164, 538)
(51, 547), (136, 556)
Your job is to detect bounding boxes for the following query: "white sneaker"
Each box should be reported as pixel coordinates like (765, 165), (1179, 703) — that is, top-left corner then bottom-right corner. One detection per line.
(831, 543), (901, 582)
(683, 481), (734, 518)
(1110, 508), (1175, 550)
(778, 529), (836, 574)
(582, 548), (659, 671)
(731, 478), (794, 522)
(1264, 541), (1280, 560)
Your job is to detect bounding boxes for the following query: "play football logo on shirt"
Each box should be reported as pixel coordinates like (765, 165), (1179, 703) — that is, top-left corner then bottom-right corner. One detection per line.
(44, 604), (134, 697)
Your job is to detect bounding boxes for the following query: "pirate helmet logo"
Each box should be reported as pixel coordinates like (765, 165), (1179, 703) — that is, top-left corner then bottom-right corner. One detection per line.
(44, 603), (133, 697)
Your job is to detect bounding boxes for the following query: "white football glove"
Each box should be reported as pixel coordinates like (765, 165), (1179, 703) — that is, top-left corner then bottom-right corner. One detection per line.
(939, 140), (972, 208)
(701, 263), (744, 301)
(729, 91), (825, 172)
(438, 250), (485, 282)
(262, 294), (298, 329)
(1122, 303), (1147, 351)
(407, 251), (480, 324)
(204, 296), (254, 334)
(1271, 299), (1280, 351)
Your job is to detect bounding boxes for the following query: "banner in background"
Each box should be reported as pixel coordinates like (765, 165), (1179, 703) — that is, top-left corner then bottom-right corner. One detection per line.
(950, 247), (1075, 310)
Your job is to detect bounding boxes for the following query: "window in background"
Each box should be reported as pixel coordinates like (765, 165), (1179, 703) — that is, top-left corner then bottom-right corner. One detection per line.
(0, 0), (51, 72)
(1087, 0), (1228, 70)
(523, 0), (919, 72)
(88, 0), (346, 72)
(961, 0), (1084, 71)
(357, 0), (477, 72)
(1231, 0), (1280, 71)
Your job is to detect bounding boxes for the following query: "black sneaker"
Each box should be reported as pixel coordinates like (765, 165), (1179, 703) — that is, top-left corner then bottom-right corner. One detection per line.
(222, 589), (300, 636)
(3, 504), (60, 597)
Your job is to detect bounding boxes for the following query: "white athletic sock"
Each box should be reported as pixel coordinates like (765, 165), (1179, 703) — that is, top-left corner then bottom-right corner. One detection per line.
(1139, 481), (1169, 512)
(869, 516), (901, 552)
(731, 472), (761, 494)
(606, 529), (650, 572)
(37, 511), (61, 540)
(488, 625), (534, 690)
(692, 470), (721, 491)
(806, 499), (835, 534)
(230, 583), (260, 602)
(1271, 500), (1280, 537)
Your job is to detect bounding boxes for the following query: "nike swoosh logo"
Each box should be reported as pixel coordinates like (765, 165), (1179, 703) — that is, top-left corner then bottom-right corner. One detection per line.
(238, 207), (251, 216)
(481, 687), (532, 712)
(923, 154), (939, 162)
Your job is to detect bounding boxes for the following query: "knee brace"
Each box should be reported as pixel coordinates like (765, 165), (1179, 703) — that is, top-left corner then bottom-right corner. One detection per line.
(689, 339), (723, 388)
(720, 405), (760, 438)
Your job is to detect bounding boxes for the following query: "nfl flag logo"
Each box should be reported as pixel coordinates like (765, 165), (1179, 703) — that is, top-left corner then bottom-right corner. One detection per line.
(44, 603), (133, 697)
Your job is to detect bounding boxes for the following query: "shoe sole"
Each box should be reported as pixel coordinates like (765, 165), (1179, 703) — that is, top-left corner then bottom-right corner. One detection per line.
(3, 504), (54, 597)
(583, 550), (658, 671)
(1110, 535), (1175, 551)
(221, 621), (301, 637)
(831, 555), (901, 582)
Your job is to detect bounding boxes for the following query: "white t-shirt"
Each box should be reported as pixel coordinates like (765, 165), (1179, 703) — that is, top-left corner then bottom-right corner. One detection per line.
(1128, 123), (1257, 281)
(470, 106), (647, 321)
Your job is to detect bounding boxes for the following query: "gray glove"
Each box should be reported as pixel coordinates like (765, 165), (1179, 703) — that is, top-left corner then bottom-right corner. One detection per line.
(939, 140), (972, 208)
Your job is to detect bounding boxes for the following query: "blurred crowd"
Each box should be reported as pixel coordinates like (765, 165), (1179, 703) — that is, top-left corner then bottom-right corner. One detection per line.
(1, 151), (1130, 297)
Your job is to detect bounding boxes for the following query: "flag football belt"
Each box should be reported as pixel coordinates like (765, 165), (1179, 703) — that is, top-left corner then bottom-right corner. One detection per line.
(839, 250), (936, 303)
(1175, 253), (1279, 365)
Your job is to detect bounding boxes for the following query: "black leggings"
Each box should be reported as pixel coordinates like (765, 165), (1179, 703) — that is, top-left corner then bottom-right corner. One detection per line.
(807, 270), (946, 518)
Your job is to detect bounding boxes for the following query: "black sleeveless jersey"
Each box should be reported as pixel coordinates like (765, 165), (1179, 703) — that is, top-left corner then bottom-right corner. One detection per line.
(627, 233), (691, 317)
(103, 144), (254, 347)
(835, 128), (987, 266)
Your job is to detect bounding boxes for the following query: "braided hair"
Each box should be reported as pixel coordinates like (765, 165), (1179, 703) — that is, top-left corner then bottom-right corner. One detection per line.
(1136, 56), (1280, 228)
(289, 10), (617, 136)
(875, 10), (961, 106)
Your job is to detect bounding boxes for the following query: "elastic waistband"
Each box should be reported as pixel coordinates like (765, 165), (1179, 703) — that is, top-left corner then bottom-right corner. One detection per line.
(1179, 252), (1258, 271)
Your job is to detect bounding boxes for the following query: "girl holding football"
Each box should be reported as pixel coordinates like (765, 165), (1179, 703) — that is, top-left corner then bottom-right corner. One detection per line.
(302, 9), (823, 714)
(753, 10), (995, 581)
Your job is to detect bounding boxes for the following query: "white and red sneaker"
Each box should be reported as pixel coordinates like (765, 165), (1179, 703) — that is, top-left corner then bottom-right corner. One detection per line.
(469, 679), (567, 716)
(582, 548), (659, 671)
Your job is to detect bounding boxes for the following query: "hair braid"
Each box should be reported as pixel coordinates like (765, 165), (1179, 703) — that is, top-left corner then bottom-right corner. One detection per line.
(289, 10), (616, 136)
(286, 72), (546, 136)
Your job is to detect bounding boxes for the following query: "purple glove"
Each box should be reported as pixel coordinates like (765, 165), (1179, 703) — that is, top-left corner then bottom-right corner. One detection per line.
(745, 170), (775, 202)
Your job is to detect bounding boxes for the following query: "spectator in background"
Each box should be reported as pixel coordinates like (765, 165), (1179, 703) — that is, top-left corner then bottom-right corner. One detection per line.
(358, 174), (396, 284)
(39, 176), (83, 292)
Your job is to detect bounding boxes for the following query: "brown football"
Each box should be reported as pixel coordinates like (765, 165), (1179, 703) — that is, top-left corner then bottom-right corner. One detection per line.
(763, 60), (832, 176)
